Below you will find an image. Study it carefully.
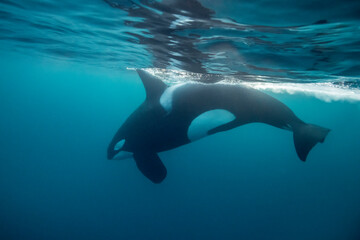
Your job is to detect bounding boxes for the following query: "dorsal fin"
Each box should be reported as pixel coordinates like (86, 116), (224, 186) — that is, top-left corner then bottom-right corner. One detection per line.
(136, 69), (167, 101)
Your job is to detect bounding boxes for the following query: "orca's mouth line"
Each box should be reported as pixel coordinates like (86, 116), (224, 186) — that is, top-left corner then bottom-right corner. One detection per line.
(112, 151), (133, 160)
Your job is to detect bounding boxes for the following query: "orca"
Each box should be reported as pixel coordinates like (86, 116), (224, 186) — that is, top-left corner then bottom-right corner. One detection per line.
(107, 70), (330, 183)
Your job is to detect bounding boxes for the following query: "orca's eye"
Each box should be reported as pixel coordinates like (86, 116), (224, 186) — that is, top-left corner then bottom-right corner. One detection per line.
(114, 139), (125, 151)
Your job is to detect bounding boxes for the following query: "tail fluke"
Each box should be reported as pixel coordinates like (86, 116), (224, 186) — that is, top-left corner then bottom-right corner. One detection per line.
(293, 123), (330, 161)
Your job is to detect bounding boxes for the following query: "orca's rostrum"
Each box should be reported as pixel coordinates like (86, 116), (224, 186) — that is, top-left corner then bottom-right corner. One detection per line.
(108, 70), (330, 183)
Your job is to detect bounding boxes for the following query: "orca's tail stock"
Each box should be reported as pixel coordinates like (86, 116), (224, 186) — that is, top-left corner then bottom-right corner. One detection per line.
(293, 123), (330, 161)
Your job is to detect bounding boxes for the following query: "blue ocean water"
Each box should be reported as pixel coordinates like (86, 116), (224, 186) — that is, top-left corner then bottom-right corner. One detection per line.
(1, 0), (360, 239)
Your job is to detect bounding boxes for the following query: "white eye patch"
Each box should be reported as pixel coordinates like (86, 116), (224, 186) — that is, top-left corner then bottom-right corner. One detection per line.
(114, 139), (125, 151)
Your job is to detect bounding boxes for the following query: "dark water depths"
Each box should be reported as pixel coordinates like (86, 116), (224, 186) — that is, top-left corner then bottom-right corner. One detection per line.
(0, 0), (360, 239)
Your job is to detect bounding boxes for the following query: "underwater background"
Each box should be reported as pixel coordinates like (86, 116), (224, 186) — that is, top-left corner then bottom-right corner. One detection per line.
(1, 0), (360, 239)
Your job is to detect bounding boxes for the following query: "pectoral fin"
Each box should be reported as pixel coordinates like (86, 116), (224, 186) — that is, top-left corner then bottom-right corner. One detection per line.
(133, 152), (167, 183)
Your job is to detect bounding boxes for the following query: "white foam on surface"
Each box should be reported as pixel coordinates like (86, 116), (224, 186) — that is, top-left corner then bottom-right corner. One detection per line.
(132, 68), (360, 103)
(240, 82), (360, 103)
